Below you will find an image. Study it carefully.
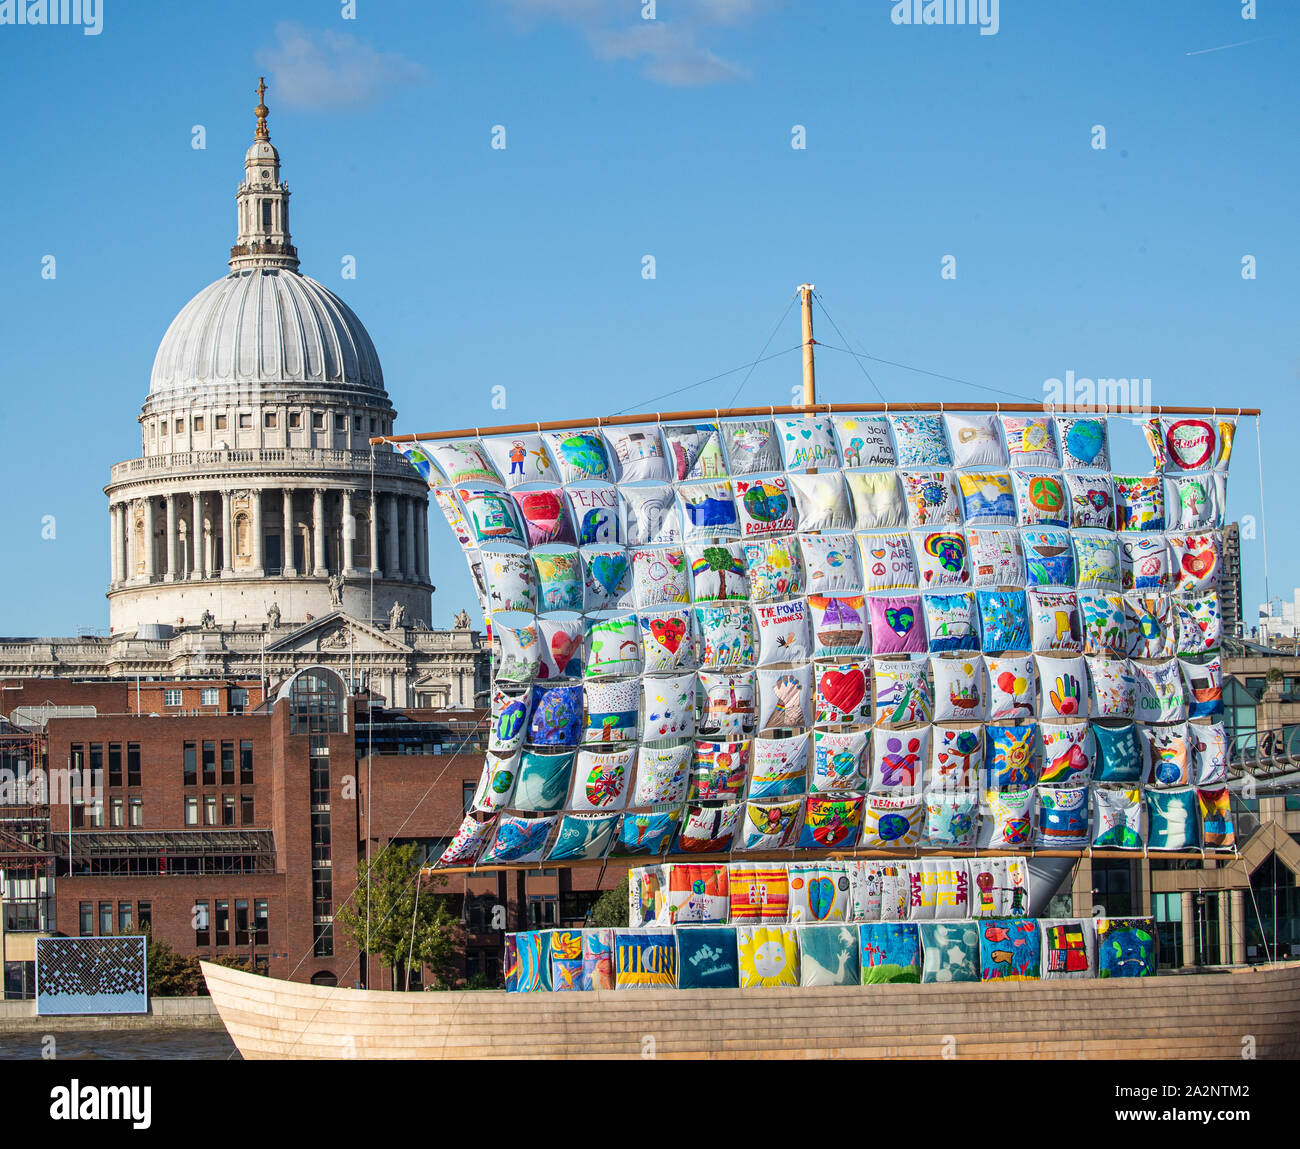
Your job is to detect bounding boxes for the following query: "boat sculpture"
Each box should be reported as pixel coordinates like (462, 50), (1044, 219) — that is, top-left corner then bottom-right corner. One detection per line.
(204, 289), (1288, 1058)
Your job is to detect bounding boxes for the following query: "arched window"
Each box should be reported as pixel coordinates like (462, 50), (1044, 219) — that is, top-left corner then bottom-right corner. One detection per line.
(309, 970), (337, 987)
(234, 512), (251, 558)
(286, 667), (347, 734)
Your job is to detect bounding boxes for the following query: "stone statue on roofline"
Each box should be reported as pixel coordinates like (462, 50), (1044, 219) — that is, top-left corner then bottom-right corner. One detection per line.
(454, 608), (471, 630)
(388, 600), (408, 631)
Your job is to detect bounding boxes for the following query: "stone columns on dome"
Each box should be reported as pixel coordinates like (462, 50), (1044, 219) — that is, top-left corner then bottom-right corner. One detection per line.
(342, 489), (355, 574)
(164, 495), (177, 581)
(221, 489), (234, 576)
(282, 489), (297, 576)
(191, 493), (204, 579)
(312, 489), (326, 576)
(404, 497), (416, 582)
(417, 498), (429, 582)
(251, 490), (265, 576)
(368, 496), (381, 576)
(143, 497), (157, 581)
(386, 493), (400, 580)
(108, 504), (120, 588)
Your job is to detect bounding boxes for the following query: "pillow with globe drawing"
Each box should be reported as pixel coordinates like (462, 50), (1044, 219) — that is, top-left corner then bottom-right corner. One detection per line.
(1054, 416), (1109, 470)
(868, 595), (926, 655)
(543, 429), (613, 484)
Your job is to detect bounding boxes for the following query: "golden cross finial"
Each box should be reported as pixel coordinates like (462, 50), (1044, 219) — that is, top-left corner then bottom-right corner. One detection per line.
(254, 76), (270, 140)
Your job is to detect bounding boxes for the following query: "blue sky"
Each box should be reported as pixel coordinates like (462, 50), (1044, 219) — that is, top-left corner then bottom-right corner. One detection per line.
(0, 0), (1295, 634)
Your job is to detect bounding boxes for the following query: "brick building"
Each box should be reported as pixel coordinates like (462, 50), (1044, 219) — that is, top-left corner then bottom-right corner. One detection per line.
(0, 666), (622, 994)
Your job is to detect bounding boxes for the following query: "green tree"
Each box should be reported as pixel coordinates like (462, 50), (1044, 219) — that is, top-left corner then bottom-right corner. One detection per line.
(139, 927), (256, 997)
(142, 927), (204, 997)
(336, 843), (463, 989)
(586, 874), (629, 928)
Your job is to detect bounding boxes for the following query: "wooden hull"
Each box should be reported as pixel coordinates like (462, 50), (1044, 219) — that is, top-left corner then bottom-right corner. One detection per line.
(201, 960), (1300, 1060)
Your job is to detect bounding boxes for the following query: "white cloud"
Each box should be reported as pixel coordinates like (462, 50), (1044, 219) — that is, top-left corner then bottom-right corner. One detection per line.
(593, 22), (747, 86)
(255, 23), (428, 111)
(497, 0), (759, 86)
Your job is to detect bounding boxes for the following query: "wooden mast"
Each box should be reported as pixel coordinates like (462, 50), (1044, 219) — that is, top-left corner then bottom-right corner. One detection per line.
(799, 282), (816, 406)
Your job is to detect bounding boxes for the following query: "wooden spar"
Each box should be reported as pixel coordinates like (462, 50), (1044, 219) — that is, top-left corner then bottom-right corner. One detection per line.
(373, 402), (1260, 445)
(426, 846), (1225, 877)
(799, 282), (816, 406)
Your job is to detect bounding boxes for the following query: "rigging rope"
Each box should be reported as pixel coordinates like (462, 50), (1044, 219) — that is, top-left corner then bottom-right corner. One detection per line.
(610, 345), (802, 416)
(726, 292), (799, 408)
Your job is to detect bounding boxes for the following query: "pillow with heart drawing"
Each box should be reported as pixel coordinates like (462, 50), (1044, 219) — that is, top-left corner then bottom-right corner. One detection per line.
(638, 609), (695, 672)
(510, 488), (575, 546)
(1168, 531), (1221, 595)
(868, 595), (925, 655)
(777, 415), (839, 471)
(581, 547), (632, 611)
(788, 862), (852, 923)
(857, 532), (917, 592)
(928, 725), (984, 792)
(814, 661), (871, 725)
(1065, 472), (1116, 530)
(535, 617), (584, 679)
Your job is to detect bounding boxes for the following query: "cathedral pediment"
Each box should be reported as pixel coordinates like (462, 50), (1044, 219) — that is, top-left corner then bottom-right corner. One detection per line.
(265, 611), (413, 655)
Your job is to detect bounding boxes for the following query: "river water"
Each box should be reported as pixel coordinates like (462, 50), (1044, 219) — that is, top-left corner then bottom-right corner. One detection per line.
(0, 1028), (239, 1060)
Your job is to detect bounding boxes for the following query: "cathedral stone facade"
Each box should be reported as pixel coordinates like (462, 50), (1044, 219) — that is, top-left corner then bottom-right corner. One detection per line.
(0, 82), (486, 710)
